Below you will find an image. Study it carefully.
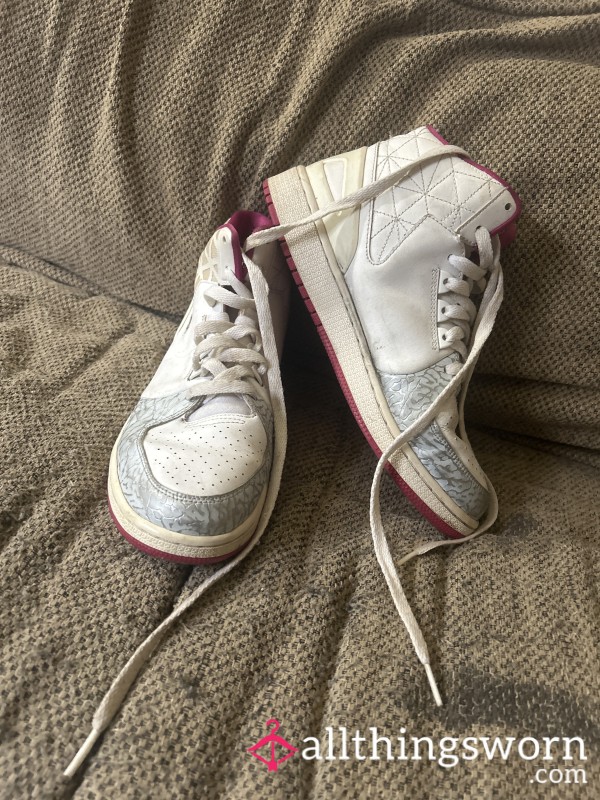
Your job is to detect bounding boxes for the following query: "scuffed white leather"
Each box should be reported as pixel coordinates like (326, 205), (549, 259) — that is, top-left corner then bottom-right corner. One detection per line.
(342, 127), (514, 376)
(143, 410), (268, 496)
(142, 228), (288, 401)
(141, 296), (202, 399)
(369, 129), (515, 259)
(250, 238), (290, 360)
(346, 215), (464, 374)
(138, 224), (274, 494)
(301, 126), (515, 376)
(297, 127), (516, 519)
(305, 145), (366, 272)
(142, 227), (232, 401)
(187, 394), (251, 421)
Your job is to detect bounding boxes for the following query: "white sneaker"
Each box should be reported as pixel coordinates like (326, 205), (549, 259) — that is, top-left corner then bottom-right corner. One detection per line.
(65, 214), (291, 776)
(107, 211), (289, 564)
(260, 126), (520, 539)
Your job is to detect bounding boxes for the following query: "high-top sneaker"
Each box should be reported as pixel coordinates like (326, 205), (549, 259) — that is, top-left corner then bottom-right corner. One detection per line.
(261, 127), (521, 538)
(107, 211), (289, 564)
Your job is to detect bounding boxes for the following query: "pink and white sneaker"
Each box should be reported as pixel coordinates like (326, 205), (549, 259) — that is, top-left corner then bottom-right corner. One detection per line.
(64, 137), (520, 774)
(257, 127), (521, 539)
(107, 212), (289, 564)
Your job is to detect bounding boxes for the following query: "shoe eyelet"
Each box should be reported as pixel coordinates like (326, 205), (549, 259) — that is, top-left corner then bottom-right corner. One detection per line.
(504, 203), (511, 210)
(441, 306), (447, 314)
(441, 334), (447, 341)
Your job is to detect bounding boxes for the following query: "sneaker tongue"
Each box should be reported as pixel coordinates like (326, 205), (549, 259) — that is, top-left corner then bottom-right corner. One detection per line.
(196, 227), (240, 286)
(197, 211), (273, 286)
(187, 394), (251, 421)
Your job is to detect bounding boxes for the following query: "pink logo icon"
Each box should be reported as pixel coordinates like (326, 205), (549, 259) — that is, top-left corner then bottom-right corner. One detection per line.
(247, 718), (298, 771)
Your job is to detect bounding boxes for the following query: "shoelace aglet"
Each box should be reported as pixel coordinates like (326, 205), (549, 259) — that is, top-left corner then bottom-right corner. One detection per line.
(424, 663), (443, 707)
(63, 727), (101, 778)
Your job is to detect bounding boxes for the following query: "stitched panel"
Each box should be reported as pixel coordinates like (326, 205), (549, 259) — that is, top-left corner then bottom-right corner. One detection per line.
(368, 127), (506, 265)
(378, 357), (489, 520)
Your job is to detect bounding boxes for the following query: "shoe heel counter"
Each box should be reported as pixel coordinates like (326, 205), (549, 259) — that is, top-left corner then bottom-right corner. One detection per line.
(303, 146), (367, 272)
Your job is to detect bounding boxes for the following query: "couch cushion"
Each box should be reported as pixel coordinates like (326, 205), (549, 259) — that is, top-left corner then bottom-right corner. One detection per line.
(1, 1), (598, 449)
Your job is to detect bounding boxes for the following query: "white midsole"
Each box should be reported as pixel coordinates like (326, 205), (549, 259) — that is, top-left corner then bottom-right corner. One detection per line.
(269, 165), (477, 535)
(107, 441), (267, 558)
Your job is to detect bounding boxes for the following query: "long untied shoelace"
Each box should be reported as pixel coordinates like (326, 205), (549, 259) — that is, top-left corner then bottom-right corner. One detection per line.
(65, 144), (503, 776)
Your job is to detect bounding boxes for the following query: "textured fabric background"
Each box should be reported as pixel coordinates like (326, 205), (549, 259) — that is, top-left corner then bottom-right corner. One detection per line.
(0, 0), (599, 798)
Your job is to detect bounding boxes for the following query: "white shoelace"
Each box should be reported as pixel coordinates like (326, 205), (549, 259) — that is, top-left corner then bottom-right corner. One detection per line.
(439, 253), (488, 375)
(64, 256), (286, 778)
(246, 145), (504, 706)
(186, 273), (268, 401)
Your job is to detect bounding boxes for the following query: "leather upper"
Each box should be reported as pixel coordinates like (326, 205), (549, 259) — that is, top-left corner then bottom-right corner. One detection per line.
(303, 127), (519, 520)
(115, 222), (286, 536)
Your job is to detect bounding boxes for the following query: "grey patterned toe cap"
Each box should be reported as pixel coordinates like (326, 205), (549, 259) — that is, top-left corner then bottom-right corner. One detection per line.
(378, 357), (489, 521)
(407, 422), (489, 520)
(115, 391), (273, 537)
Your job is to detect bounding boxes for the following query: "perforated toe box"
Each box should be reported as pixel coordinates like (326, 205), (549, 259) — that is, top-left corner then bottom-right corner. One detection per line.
(116, 392), (273, 536)
(143, 413), (268, 496)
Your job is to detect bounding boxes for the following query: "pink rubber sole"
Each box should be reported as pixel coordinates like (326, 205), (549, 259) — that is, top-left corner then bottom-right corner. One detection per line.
(264, 179), (464, 540)
(108, 497), (246, 564)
